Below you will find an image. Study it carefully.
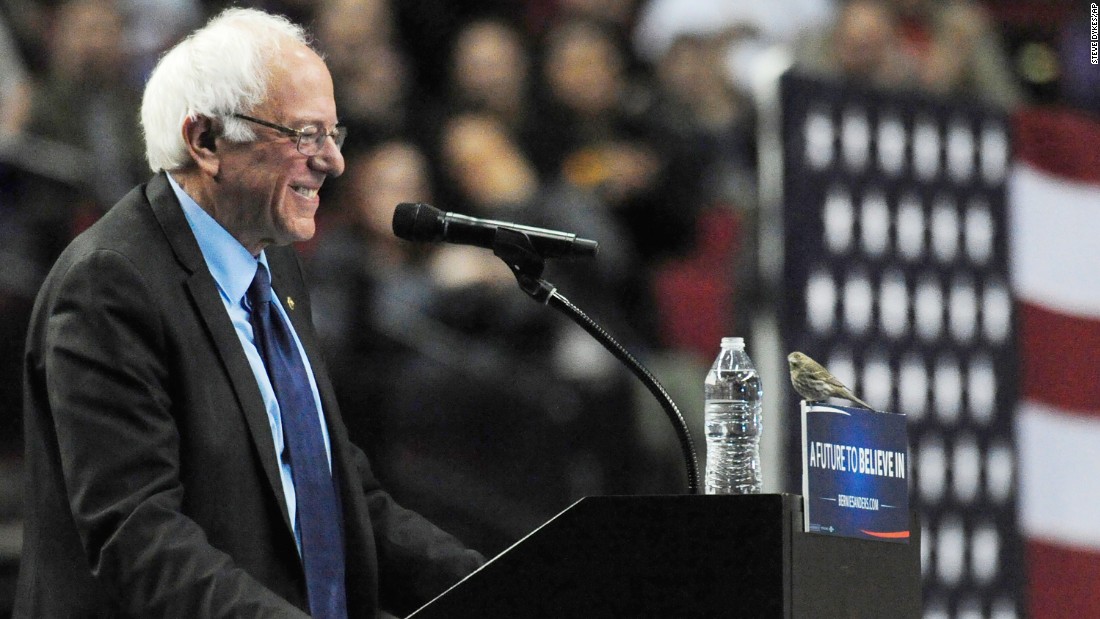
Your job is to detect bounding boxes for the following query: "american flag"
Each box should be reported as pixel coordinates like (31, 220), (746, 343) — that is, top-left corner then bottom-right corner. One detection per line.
(777, 73), (1024, 617)
(1012, 106), (1100, 619)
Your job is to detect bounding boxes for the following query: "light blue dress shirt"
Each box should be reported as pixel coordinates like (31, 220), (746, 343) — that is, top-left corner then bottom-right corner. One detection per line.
(167, 173), (332, 553)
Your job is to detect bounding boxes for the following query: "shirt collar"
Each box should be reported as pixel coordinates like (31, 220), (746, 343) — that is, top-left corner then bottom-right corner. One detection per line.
(167, 172), (268, 306)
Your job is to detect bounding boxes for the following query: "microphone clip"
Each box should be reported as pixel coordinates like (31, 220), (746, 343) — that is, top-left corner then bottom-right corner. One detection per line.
(493, 227), (556, 304)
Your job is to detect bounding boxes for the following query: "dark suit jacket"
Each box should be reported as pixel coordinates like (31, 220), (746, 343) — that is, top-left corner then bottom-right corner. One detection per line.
(16, 173), (483, 617)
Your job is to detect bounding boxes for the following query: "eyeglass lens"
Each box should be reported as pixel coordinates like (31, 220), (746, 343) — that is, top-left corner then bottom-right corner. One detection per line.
(298, 127), (347, 155)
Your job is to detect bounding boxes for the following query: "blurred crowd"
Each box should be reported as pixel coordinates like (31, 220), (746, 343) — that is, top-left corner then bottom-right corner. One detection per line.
(0, 0), (1088, 556)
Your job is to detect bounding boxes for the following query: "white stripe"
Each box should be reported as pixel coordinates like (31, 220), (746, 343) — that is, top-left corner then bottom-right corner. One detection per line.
(1009, 163), (1100, 318)
(1018, 400), (1100, 549)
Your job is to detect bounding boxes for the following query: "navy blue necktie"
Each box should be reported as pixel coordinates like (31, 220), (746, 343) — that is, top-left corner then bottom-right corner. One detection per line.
(248, 263), (347, 619)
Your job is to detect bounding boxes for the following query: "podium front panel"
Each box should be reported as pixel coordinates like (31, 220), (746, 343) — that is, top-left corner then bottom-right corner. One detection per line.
(409, 494), (918, 618)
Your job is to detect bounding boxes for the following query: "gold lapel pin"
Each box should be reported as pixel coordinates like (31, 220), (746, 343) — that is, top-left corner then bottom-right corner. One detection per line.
(286, 296), (296, 311)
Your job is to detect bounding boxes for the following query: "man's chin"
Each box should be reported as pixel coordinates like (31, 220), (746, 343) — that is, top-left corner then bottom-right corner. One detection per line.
(263, 226), (316, 249)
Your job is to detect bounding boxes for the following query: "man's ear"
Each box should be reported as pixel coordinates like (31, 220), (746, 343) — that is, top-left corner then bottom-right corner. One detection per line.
(183, 115), (220, 176)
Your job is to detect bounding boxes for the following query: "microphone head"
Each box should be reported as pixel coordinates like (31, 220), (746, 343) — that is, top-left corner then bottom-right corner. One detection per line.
(392, 202), (445, 242)
(571, 237), (599, 258)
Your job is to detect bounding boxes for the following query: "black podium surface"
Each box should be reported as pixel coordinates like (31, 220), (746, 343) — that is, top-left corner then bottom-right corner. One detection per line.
(408, 493), (920, 618)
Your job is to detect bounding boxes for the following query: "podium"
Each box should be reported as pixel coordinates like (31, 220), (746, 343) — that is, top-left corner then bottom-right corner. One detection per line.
(408, 494), (920, 618)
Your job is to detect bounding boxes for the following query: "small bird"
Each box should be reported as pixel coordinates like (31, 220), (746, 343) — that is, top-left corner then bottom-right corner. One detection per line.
(787, 351), (872, 409)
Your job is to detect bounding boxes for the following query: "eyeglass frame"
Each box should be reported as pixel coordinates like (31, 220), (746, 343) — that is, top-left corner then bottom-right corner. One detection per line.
(230, 113), (347, 155)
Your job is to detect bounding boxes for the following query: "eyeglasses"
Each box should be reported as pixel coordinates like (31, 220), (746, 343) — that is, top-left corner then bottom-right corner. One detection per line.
(231, 113), (347, 155)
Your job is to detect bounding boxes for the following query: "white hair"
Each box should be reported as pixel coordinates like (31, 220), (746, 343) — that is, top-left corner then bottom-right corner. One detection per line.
(140, 8), (312, 172)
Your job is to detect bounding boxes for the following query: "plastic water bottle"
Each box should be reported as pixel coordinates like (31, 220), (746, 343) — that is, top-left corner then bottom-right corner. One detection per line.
(704, 336), (763, 495)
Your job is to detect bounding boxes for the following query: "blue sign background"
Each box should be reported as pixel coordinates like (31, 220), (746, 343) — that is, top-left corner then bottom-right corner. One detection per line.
(802, 403), (909, 543)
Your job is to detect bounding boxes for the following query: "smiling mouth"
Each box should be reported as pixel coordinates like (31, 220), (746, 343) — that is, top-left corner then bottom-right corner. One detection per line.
(292, 185), (319, 199)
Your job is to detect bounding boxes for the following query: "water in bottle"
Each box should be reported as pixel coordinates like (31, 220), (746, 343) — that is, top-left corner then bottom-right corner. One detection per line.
(704, 336), (763, 495)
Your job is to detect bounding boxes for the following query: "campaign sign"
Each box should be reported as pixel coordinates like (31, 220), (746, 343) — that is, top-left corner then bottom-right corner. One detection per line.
(801, 402), (909, 543)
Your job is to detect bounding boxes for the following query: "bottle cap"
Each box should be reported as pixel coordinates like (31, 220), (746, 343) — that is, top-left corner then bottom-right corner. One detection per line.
(721, 336), (745, 350)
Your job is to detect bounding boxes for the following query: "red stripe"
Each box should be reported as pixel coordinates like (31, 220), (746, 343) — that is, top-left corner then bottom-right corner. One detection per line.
(1028, 540), (1100, 618)
(858, 530), (909, 539)
(1019, 302), (1100, 415)
(1014, 108), (1100, 185)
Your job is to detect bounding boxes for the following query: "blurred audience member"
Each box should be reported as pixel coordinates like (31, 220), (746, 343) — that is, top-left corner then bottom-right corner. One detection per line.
(436, 112), (539, 222)
(434, 109), (639, 337)
(386, 1), (524, 102)
(317, 0), (393, 56)
(430, 111), (658, 549)
(338, 42), (416, 152)
(533, 17), (691, 267)
(0, 13), (32, 452)
(0, 13), (30, 137)
(447, 18), (533, 138)
(794, 0), (918, 92)
(641, 31), (753, 359)
(307, 141), (438, 449)
(119, 0), (202, 79)
(647, 32), (756, 209)
(0, 0), (50, 75)
(537, 17), (640, 149)
(438, 110), (652, 346)
(425, 16), (538, 211)
(25, 0), (146, 209)
(0, 6), (82, 460)
(525, 0), (643, 72)
(316, 0), (419, 155)
(891, 0), (1025, 108)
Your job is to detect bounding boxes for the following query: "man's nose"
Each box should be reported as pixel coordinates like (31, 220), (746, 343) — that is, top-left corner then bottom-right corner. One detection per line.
(310, 135), (345, 177)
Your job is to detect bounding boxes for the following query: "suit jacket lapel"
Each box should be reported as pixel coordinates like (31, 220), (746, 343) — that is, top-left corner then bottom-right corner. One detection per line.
(145, 173), (294, 537)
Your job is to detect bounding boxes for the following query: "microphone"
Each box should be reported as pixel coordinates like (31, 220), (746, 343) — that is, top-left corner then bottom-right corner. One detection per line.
(392, 202), (599, 259)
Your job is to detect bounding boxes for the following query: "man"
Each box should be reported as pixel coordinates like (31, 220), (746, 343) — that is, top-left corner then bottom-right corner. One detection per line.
(15, 8), (483, 617)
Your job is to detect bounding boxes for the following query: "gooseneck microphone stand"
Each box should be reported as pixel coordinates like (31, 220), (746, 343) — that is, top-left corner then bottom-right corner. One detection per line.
(492, 228), (701, 495)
